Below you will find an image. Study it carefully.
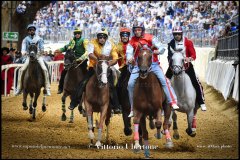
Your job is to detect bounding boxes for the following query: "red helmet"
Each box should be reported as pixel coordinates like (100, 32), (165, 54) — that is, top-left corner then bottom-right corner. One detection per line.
(172, 26), (183, 34)
(120, 27), (131, 37)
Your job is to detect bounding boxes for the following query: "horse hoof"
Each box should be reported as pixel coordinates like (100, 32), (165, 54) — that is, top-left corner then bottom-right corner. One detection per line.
(154, 133), (162, 139)
(29, 109), (33, 114)
(133, 148), (141, 153)
(165, 140), (174, 149)
(23, 106), (28, 110)
(124, 128), (132, 136)
(173, 134), (180, 140)
(88, 143), (94, 148)
(42, 105), (46, 112)
(69, 120), (74, 123)
(190, 132), (196, 137)
(95, 141), (101, 147)
(186, 128), (195, 137)
(61, 114), (67, 121)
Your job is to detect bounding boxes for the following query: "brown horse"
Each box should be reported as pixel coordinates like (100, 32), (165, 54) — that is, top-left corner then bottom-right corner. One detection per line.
(132, 45), (173, 158)
(83, 55), (112, 147)
(60, 49), (88, 123)
(21, 43), (49, 119)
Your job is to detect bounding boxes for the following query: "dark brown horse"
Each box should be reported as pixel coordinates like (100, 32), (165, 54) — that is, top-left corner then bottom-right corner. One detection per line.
(21, 43), (49, 119)
(61, 49), (88, 123)
(83, 55), (112, 147)
(132, 46), (173, 158)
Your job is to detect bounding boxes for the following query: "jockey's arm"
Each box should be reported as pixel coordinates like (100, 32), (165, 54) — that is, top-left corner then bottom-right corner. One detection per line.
(126, 44), (135, 65)
(152, 36), (166, 55)
(89, 53), (98, 62)
(76, 39), (89, 62)
(21, 38), (27, 56)
(109, 44), (118, 66)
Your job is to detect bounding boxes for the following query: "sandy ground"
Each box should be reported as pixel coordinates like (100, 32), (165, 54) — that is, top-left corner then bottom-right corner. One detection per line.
(1, 82), (239, 159)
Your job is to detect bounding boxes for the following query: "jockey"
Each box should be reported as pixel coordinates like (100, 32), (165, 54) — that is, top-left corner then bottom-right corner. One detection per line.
(55, 27), (89, 94)
(68, 28), (122, 114)
(127, 22), (179, 117)
(165, 26), (207, 111)
(15, 24), (51, 96)
(117, 27), (131, 71)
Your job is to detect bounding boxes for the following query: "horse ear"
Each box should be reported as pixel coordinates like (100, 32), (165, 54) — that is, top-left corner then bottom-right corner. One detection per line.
(170, 46), (175, 53)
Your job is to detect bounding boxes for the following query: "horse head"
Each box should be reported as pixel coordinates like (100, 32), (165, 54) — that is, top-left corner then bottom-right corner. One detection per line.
(64, 49), (76, 70)
(170, 47), (186, 76)
(28, 42), (38, 62)
(138, 44), (153, 79)
(95, 54), (111, 88)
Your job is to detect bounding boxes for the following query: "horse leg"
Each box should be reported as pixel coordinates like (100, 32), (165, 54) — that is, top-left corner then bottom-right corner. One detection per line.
(32, 92), (40, 119)
(42, 94), (47, 112)
(61, 94), (67, 121)
(163, 106), (174, 149)
(78, 92), (86, 117)
(186, 109), (196, 137)
(69, 110), (74, 123)
(172, 110), (180, 140)
(122, 106), (132, 136)
(85, 101), (94, 147)
(29, 93), (34, 114)
(69, 94), (74, 123)
(105, 108), (111, 143)
(95, 104), (108, 147)
(133, 110), (142, 153)
(154, 109), (163, 139)
(140, 116), (150, 158)
(22, 91), (28, 111)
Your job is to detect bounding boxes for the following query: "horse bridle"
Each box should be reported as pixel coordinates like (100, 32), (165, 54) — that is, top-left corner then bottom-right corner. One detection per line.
(169, 56), (190, 75)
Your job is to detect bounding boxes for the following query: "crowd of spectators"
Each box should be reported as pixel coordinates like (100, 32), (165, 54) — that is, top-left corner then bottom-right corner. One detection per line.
(29, 1), (239, 43)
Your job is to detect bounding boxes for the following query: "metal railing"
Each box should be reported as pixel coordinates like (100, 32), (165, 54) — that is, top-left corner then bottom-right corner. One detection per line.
(1, 61), (63, 96)
(216, 30), (239, 61)
(42, 27), (219, 47)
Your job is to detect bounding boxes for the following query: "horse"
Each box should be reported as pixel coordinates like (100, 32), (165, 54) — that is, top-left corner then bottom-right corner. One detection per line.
(117, 65), (132, 136)
(83, 54), (112, 147)
(169, 47), (199, 138)
(132, 45), (173, 158)
(21, 43), (49, 119)
(60, 49), (88, 123)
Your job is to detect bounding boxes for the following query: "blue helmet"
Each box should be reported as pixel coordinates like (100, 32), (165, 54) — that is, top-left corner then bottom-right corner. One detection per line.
(27, 24), (36, 31)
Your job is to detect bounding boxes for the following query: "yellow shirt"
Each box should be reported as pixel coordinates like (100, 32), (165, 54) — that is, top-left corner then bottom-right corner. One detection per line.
(116, 42), (127, 69)
(88, 39), (118, 68)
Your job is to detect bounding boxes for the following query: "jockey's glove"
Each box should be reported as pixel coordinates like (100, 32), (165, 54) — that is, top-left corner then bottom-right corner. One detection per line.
(185, 57), (194, 63)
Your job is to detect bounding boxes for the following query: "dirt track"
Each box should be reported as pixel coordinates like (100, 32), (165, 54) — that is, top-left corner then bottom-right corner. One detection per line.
(1, 82), (239, 159)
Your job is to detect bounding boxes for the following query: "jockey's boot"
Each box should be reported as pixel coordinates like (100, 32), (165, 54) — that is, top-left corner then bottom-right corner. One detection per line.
(200, 104), (207, 111)
(44, 70), (51, 96)
(171, 102), (180, 110)
(128, 110), (134, 117)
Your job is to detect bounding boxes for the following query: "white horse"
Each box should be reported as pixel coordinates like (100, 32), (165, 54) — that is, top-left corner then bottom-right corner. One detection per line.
(169, 47), (200, 138)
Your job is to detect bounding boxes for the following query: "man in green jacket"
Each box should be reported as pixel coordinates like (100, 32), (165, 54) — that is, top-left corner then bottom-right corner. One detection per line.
(55, 27), (89, 94)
